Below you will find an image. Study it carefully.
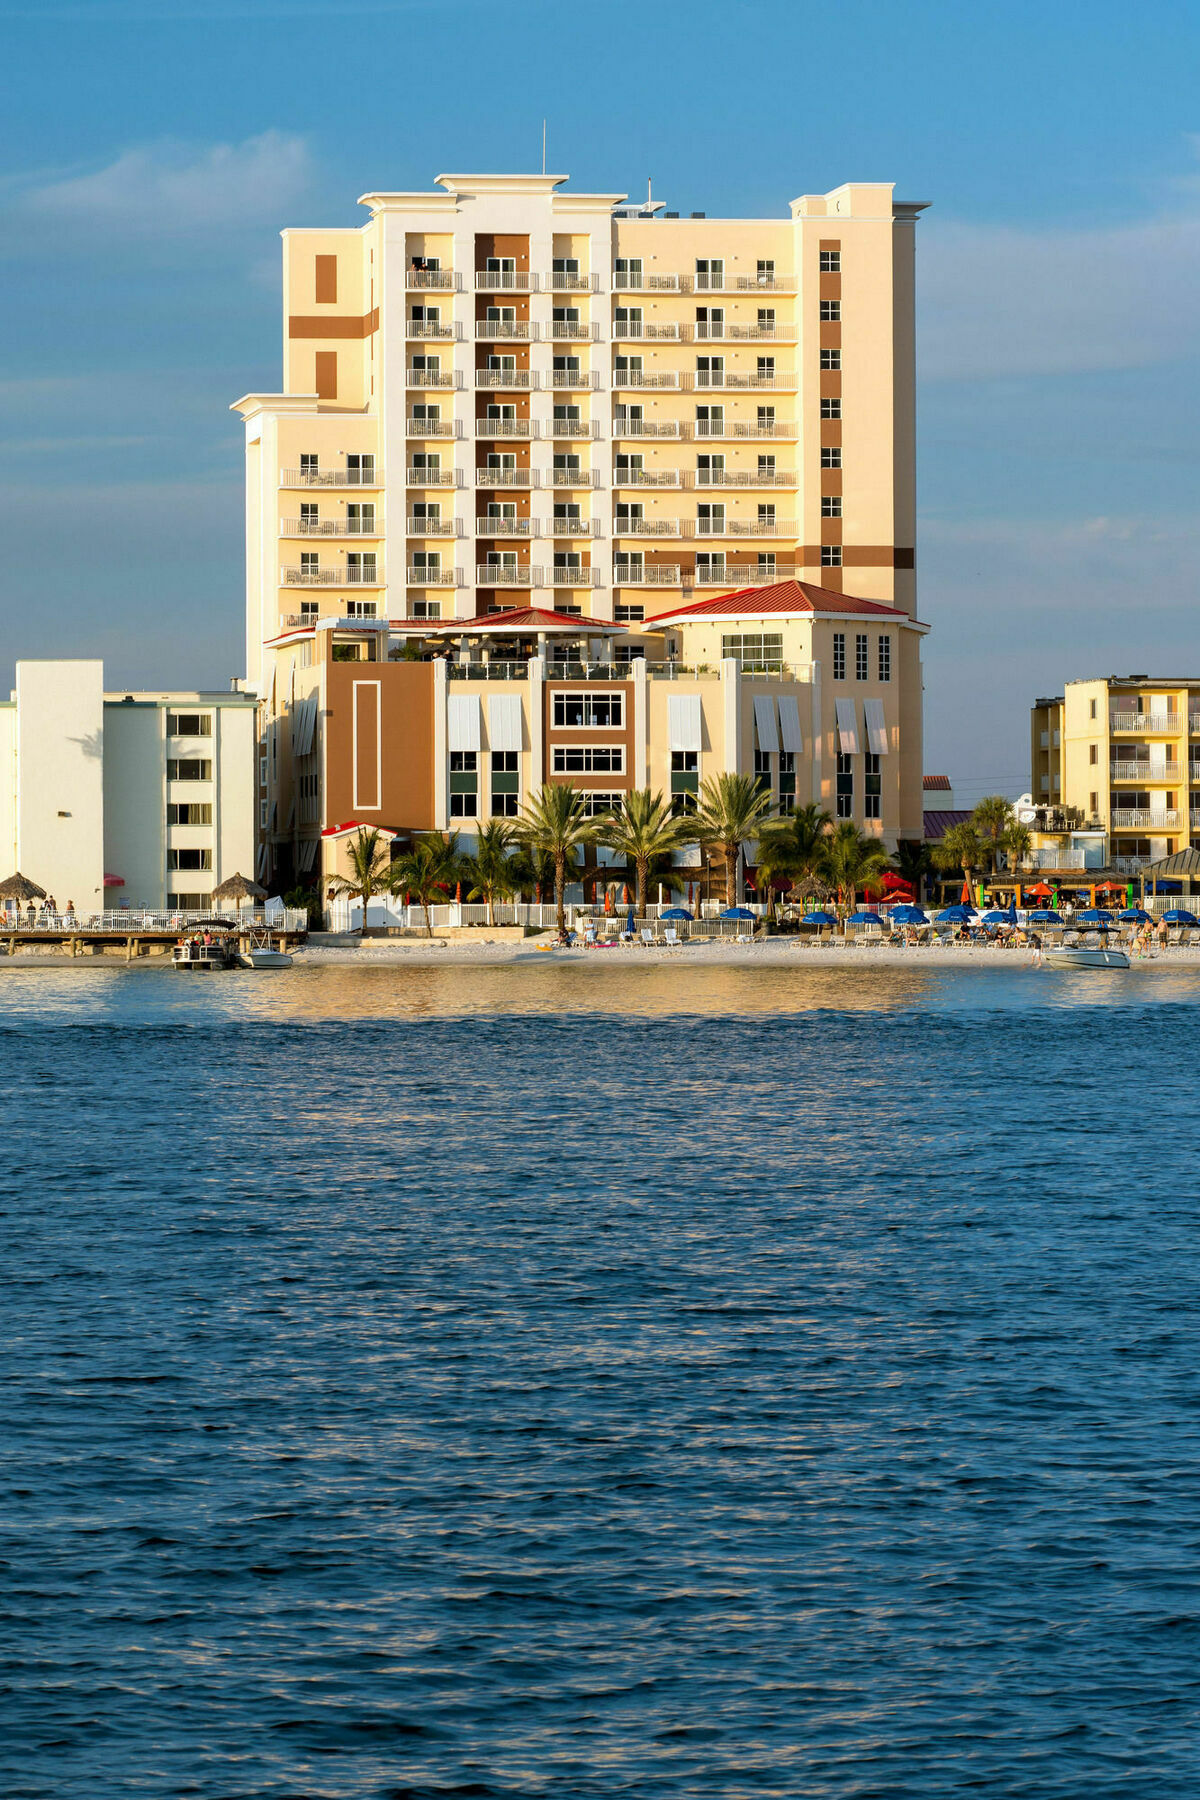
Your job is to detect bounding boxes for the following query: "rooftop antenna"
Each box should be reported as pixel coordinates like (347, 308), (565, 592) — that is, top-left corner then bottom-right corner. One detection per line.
(648, 176), (652, 205)
(542, 120), (547, 176)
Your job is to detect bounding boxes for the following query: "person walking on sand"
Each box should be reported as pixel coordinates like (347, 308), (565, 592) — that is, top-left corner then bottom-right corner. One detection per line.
(1029, 928), (1044, 968)
(1157, 915), (1169, 951)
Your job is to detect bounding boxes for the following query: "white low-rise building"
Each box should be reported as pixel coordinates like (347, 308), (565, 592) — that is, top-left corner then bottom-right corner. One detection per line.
(0, 661), (256, 913)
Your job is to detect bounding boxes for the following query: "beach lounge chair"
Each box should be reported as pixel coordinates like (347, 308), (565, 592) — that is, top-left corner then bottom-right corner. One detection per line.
(663, 927), (681, 947)
(640, 928), (655, 947)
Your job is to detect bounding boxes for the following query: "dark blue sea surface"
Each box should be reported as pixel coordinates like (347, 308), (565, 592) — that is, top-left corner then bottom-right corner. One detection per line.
(3, 960), (1200, 1798)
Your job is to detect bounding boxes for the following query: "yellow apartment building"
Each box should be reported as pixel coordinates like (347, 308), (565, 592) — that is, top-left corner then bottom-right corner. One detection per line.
(231, 170), (929, 887)
(1032, 675), (1200, 875)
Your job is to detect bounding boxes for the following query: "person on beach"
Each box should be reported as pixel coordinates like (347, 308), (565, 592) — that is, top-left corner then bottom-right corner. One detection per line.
(1029, 929), (1044, 968)
(65, 901), (76, 927)
(1157, 916), (1169, 950)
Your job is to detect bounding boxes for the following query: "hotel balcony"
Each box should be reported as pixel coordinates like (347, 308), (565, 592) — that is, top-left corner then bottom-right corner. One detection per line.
(613, 420), (681, 438)
(475, 369), (538, 389)
(406, 417), (460, 436)
(551, 567), (601, 586)
(737, 274), (797, 291)
(614, 272), (682, 291)
(616, 469), (681, 486)
(546, 270), (598, 291)
(550, 468), (600, 486)
(281, 516), (381, 536)
(692, 420), (796, 439)
(725, 518), (797, 536)
(551, 518), (601, 535)
(475, 320), (538, 340)
(407, 320), (459, 339)
(476, 467), (537, 487)
(613, 322), (681, 340)
(716, 324), (798, 343)
(692, 469), (796, 487)
(1110, 711), (1182, 731)
(551, 370), (601, 390)
(477, 563), (541, 586)
(1109, 761), (1180, 781)
(281, 466), (379, 487)
(474, 269), (537, 291)
(407, 368), (460, 388)
(1111, 808), (1181, 827)
(547, 321), (600, 341)
(406, 268), (458, 290)
(615, 518), (680, 536)
(551, 420), (600, 438)
(476, 419), (538, 438)
(406, 517), (463, 536)
(613, 563), (681, 585)
(686, 371), (795, 390)
(406, 467), (460, 486)
(613, 371), (679, 389)
(406, 567), (463, 585)
(282, 563), (383, 586)
(476, 517), (537, 536)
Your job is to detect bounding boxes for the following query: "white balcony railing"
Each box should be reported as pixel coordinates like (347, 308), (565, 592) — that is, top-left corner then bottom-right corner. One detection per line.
(550, 518), (600, 535)
(477, 563), (540, 585)
(547, 322), (598, 341)
(281, 466), (378, 487)
(1111, 808), (1180, 827)
(475, 270), (537, 291)
(613, 370), (679, 389)
(545, 271), (597, 290)
(406, 418), (459, 436)
(735, 275), (797, 292)
(613, 322), (681, 340)
(614, 420), (680, 438)
(406, 517), (462, 536)
(475, 321), (537, 340)
(406, 467), (459, 486)
(406, 369), (459, 388)
(550, 468), (600, 486)
(726, 518), (796, 536)
(1109, 761), (1180, 781)
(615, 469), (681, 486)
(406, 269), (457, 289)
(614, 273), (681, 291)
(475, 467), (536, 487)
(551, 371), (601, 389)
(281, 517), (381, 536)
(550, 420), (599, 438)
(476, 419), (537, 438)
(475, 369), (538, 389)
(615, 518), (680, 536)
(476, 517), (536, 536)
(406, 567), (462, 585)
(282, 563), (382, 586)
(687, 371), (792, 390)
(550, 567), (600, 586)
(614, 563), (681, 585)
(1110, 712), (1182, 731)
(407, 320), (459, 339)
(692, 469), (796, 487)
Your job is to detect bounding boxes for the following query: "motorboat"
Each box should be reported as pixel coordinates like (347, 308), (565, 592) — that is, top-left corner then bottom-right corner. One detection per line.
(1045, 945), (1130, 970)
(172, 939), (233, 971)
(238, 947), (294, 969)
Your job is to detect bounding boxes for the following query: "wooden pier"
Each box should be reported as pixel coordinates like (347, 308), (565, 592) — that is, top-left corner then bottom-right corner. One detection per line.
(3, 926), (302, 962)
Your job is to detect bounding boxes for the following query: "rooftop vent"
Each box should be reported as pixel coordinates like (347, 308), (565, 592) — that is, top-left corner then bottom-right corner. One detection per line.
(691, 211), (706, 219)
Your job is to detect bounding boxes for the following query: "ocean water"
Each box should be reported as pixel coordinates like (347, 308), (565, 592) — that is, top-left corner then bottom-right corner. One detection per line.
(3, 960), (1200, 1798)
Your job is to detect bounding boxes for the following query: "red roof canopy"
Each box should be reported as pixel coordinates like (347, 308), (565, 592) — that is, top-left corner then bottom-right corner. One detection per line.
(414, 606), (623, 636)
(647, 577), (920, 625)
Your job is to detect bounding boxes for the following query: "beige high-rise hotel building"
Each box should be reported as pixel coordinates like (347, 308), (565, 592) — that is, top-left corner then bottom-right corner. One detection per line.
(233, 172), (929, 888)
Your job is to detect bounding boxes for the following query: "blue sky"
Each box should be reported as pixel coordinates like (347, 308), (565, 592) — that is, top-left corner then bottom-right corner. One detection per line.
(3, 0), (1200, 796)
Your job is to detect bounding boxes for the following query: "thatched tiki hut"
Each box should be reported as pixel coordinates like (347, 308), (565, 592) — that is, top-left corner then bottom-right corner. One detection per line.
(211, 872), (267, 909)
(0, 872), (47, 910)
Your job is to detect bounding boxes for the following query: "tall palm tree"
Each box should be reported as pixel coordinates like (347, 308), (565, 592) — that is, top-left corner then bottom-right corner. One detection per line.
(933, 822), (982, 900)
(325, 826), (393, 934)
(693, 771), (775, 907)
(971, 796), (1014, 880)
(389, 832), (462, 937)
(595, 789), (689, 915)
(517, 784), (596, 936)
(1002, 819), (1032, 883)
(462, 819), (517, 925)
(825, 821), (890, 910)
(751, 830), (802, 921)
(755, 804), (833, 908)
(892, 837), (932, 902)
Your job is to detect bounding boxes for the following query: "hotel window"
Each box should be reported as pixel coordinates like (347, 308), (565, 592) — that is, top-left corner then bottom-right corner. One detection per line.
(410, 403), (441, 426)
(167, 802), (213, 825)
(756, 553), (777, 574)
(300, 550), (319, 576)
(552, 746), (624, 774)
(878, 635), (892, 682)
(1089, 743), (1099, 765)
(754, 747), (772, 800)
(614, 552), (643, 580)
(552, 552), (581, 575)
(720, 632), (783, 672)
(581, 792), (623, 817)
(491, 749), (519, 817)
(756, 259), (776, 284)
(695, 405), (724, 435)
(614, 604), (645, 623)
(697, 356), (724, 388)
(449, 750), (478, 818)
(836, 751), (854, 819)
(821, 496), (842, 517)
(779, 750), (796, 815)
(820, 250), (841, 273)
(758, 503), (776, 526)
(855, 634), (869, 680)
(864, 752), (882, 820)
(695, 551), (726, 580)
(615, 307), (642, 337)
(758, 454), (776, 475)
(757, 308), (776, 332)
(695, 258), (724, 290)
(347, 503), (375, 534)
(553, 306), (580, 328)
(411, 599), (441, 619)
(554, 501), (582, 527)
(410, 550), (441, 576)
(756, 405), (776, 427)
(169, 758), (212, 781)
(170, 892), (208, 911)
(821, 545), (842, 567)
(553, 691), (623, 728)
(553, 256), (580, 277)
(615, 257), (643, 289)
(299, 501), (318, 530)
(671, 750), (699, 815)
(697, 454), (724, 483)
(347, 454), (374, 484)
(553, 404), (581, 426)
(346, 552), (377, 582)
(615, 454), (642, 480)
(821, 446), (842, 468)
(410, 452), (441, 477)
(169, 848), (212, 871)
(820, 300), (841, 321)
(820, 349), (841, 370)
(697, 503), (725, 535)
(756, 357), (776, 380)
(833, 633), (846, 680)
(821, 397), (841, 419)
(300, 453), (319, 477)
(1090, 791), (1099, 815)
(696, 307), (724, 340)
(167, 712), (212, 737)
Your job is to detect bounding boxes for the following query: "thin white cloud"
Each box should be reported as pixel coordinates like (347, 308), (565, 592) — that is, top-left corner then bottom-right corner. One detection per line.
(918, 175), (1200, 381)
(26, 130), (314, 236)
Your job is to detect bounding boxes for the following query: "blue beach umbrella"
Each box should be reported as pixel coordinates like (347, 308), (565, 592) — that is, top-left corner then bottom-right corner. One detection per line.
(1119, 907), (1152, 924)
(846, 909), (880, 925)
(625, 908), (635, 933)
(660, 906), (693, 920)
(720, 906), (756, 921)
(936, 904), (977, 924)
(890, 904), (928, 925)
(800, 911), (838, 927)
(1161, 909), (1198, 926)
(1075, 908), (1113, 928)
(980, 909), (1014, 925)
(1028, 908), (1062, 924)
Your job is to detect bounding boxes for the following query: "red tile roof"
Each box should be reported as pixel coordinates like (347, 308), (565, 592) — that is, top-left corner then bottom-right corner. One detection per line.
(646, 577), (913, 624)
(923, 775), (952, 792)
(415, 606), (623, 635)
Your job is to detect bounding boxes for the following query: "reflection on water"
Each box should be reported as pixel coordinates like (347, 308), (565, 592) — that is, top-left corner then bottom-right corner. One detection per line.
(3, 955), (1198, 1024)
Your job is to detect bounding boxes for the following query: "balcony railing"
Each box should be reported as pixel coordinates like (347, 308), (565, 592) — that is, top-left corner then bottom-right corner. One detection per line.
(687, 371), (792, 390)
(476, 517), (536, 536)
(614, 273), (681, 291)
(614, 420), (680, 438)
(406, 517), (462, 536)
(282, 563), (382, 586)
(615, 469), (680, 486)
(692, 565), (731, 584)
(551, 468), (600, 486)
(475, 320), (537, 340)
(545, 271), (597, 291)
(613, 370), (679, 389)
(706, 420), (796, 439)
(475, 270), (536, 291)
(615, 518), (680, 536)
(406, 567), (462, 585)
(692, 469), (796, 486)
(726, 518), (796, 536)
(406, 418), (460, 436)
(407, 320), (459, 339)
(726, 324), (798, 342)
(551, 371), (601, 389)
(1110, 712), (1182, 731)
(614, 563), (681, 585)
(281, 516), (381, 536)
(406, 467), (459, 486)
(406, 269), (458, 289)
(283, 611), (380, 630)
(447, 660), (531, 680)
(550, 567), (600, 586)
(1112, 855), (1153, 873)
(475, 369), (538, 389)
(547, 322), (599, 341)
(550, 518), (601, 535)
(476, 467), (537, 486)
(550, 420), (600, 438)
(1109, 761), (1180, 781)
(1111, 808), (1180, 827)
(476, 419), (537, 438)
(407, 368), (460, 388)
(477, 563), (540, 585)
(281, 466), (378, 487)
(613, 322), (681, 340)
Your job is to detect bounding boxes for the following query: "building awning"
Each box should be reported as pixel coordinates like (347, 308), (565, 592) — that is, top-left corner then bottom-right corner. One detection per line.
(320, 820), (401, 840)
(835, 698), (860, 755)
(778, 695), (803, 754)
(752, 696), (779, 754)
(103, 874), (125, 887)
(417, 607), (624, 636)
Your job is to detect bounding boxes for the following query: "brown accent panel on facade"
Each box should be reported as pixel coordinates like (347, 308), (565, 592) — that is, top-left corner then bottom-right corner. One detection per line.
(289, 309), (380, 339)
(475, 295), (530, 321)
(820, 420), (843, 448)
(315, 255), (338, 304)
(353, 680), (381, 812)
(543, 681), (634, 793)
(819, 322), (842, 349)
(821, 469), (844, 496)
(821, 517), (843, 545)
(819, 371), (842, 399)
(818, 272), (842, 302)
(818, 239), (842, 250)
(314, 352), (338, 399)
(842, 546), (904, 568)
(475, 234), (530, 268)
(476, 344), (530, 371)
(324, 662), (435, 833)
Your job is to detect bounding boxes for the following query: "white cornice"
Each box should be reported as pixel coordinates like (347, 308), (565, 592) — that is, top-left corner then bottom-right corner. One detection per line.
(230, 393), (320, 419)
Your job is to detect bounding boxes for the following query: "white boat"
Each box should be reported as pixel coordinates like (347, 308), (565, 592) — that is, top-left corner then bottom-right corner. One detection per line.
(1045, 946), (1129, 970)
(238, 947), (293, 969)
